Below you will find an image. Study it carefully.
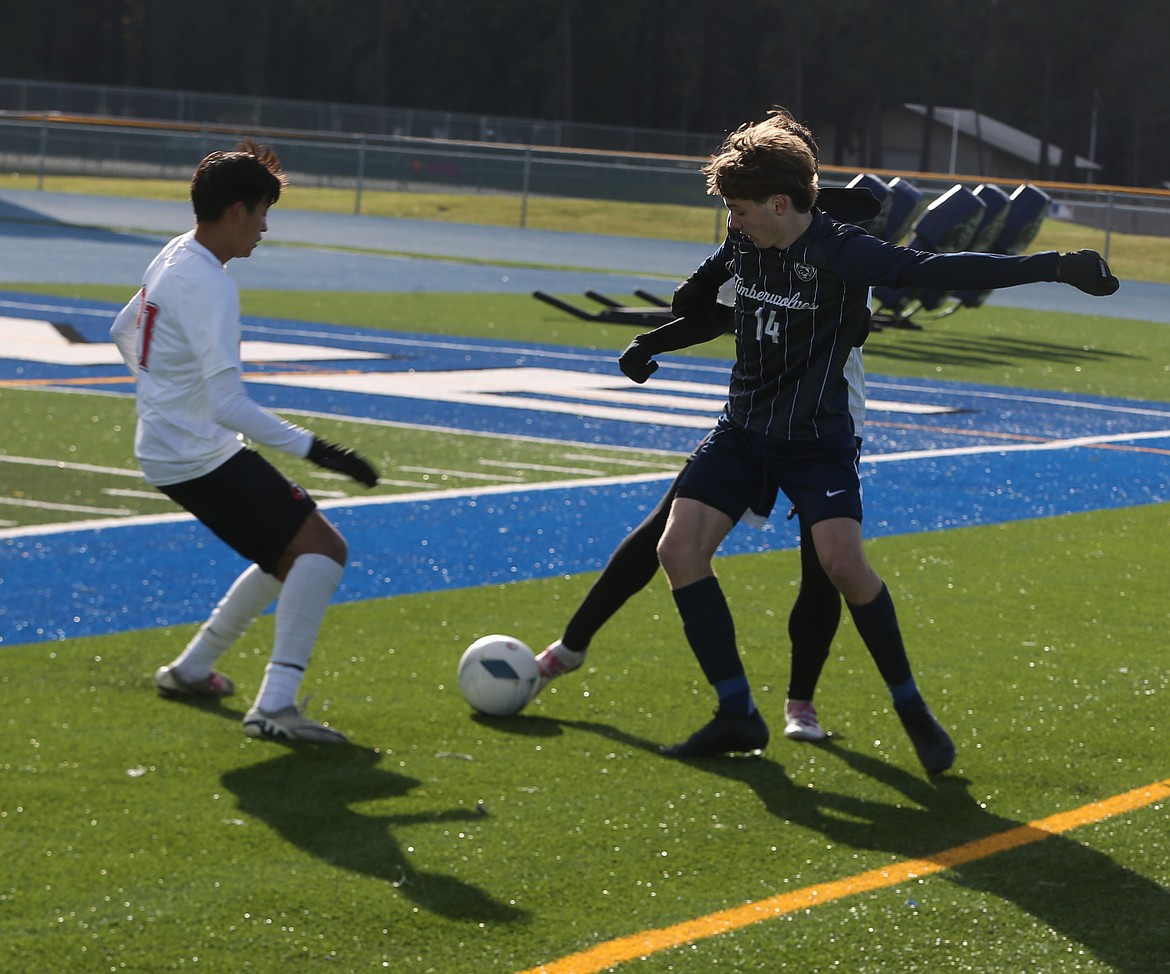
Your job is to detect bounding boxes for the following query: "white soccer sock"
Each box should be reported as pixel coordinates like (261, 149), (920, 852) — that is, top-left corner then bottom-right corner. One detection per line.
(171, 564), (282, 678)
(255, 553), (344, 713)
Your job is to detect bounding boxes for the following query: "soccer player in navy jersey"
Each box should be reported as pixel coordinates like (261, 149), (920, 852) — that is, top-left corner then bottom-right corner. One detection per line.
(613, 108), (1118, 773)
(534, 187), (877, 746)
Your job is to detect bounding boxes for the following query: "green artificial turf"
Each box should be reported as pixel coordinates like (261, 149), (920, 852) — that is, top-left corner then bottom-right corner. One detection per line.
(3, 505), (1168, 973)
(2, 200), (1168, 970)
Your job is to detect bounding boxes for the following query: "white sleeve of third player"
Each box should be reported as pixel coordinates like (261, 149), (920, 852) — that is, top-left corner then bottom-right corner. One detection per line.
(205, 368), (315, 457)
(845, 346), (866, 435)
(110, 288), (144, 376)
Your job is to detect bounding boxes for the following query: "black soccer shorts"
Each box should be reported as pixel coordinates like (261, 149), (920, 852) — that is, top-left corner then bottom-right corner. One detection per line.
(676, 417), (863, 527)
(159, 448), (317, 575)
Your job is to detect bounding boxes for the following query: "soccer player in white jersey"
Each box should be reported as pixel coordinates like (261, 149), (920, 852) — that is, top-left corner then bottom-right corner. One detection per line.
(110, 139), (379, 744)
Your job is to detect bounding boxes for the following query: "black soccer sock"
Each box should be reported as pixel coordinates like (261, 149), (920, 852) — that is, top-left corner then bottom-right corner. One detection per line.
(786, 519), (840, 700)
(562, 480), (675, 652)
(672, 575), (753, 714)
(846, 582), (914, 689)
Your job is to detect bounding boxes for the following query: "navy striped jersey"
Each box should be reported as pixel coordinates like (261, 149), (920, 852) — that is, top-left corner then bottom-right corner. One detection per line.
(688, 210), (1061, 441)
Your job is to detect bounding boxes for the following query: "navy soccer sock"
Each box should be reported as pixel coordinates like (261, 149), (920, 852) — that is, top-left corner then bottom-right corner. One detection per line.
(846, 582), (924, 708)
(786, 520), (841, 700)
(672, 576), (755, 716)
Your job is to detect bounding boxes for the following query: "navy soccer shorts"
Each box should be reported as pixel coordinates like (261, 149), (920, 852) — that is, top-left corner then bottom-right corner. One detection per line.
(676, 416), (863, 527)
(159, 448), (318, 575)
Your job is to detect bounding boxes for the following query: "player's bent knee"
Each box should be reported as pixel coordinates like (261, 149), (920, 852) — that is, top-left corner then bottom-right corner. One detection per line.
(285, 513), (348, 567)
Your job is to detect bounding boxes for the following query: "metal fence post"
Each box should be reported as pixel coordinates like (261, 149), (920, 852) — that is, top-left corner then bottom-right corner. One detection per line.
(520, 146), (532, 229)
(37, 112), (49, 190)
(355, 135), (367, 216)
(1103, 190), (1114, 260)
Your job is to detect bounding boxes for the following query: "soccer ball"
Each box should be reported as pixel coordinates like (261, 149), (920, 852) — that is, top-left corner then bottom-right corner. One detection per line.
(457, 634), (538, 716)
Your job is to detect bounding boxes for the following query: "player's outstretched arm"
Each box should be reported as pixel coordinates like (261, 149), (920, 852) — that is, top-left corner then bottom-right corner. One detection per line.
(306, 438), (379, 487)
(619, 308), (733, 383)
(207, 369), (378, 487)
(1056, 249), (1120, 296)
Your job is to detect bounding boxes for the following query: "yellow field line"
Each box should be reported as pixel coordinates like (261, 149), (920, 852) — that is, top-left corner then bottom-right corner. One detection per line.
(0, 374), (135, 388)
(517, 777), (1170, 974)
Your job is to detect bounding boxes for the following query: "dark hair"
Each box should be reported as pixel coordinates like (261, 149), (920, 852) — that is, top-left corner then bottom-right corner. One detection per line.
(702, 108), (820, 212)
(190, 138), (287, 223)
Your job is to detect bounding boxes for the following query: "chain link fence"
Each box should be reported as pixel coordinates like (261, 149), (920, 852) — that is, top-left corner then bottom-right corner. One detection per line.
(3, 80), (1170, 257)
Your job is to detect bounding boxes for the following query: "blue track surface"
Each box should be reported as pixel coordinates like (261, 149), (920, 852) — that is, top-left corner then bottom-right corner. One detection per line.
(2, 294), (1169, 647)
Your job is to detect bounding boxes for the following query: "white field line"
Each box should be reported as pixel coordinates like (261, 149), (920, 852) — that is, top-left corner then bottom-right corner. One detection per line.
(559, 452), (673, 468)
(868, 379), (1170, 421)
(396, 465), (527, 483)
(100, 488), (169, 500)
(374, 478), (445, 490)
(0, 496), (133, 516)
(0, 454), (144, 477)
(4, 429), (1169, 542)
(0, 469), (681, 540)
(477, 459), (603, 475)
(863, 425), (1170, 463)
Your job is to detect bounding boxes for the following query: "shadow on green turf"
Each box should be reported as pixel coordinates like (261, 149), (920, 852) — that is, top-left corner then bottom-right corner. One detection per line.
(153, 691), (245, 722)
(220, 745), (528, 924)
(865, 333), (1141, 370)
(686, 739), (1168, 972)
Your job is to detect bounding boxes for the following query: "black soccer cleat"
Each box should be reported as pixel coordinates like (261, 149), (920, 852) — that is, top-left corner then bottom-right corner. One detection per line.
(896, 701), (956, 774)
(661, 708), (770, 758)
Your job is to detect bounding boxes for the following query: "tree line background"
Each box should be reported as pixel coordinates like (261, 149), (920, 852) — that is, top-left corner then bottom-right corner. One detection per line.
(3, 0), (1169, 188)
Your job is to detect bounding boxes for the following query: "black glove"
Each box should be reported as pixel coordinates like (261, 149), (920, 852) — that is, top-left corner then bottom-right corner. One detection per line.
(1057, 250), (1119, 296)
(306, 437), (378, 487)
(671, 273), (720, 319)
(618, 336), (658, 383)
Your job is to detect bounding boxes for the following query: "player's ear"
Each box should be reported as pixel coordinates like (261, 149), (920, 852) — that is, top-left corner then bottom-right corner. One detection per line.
(769, 194), (788, 215)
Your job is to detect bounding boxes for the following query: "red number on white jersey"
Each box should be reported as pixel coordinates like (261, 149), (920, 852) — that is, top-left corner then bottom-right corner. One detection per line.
(137, 297), (159, 372)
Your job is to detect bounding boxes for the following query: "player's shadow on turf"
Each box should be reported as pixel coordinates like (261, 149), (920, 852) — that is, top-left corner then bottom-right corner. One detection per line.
(554, 717), (693, 756)
(470, 713), (673, 752)
(154, 691), (245, 723)
(220, 746), (527, 924)
(705, 740), (1169, 973)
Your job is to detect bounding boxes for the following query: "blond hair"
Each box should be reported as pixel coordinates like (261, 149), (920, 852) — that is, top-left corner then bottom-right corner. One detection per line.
(702, 108), (820, 212)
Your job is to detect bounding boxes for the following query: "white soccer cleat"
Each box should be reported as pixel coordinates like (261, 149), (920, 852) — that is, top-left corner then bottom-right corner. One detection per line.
(243, 700), (348, 744)
(155, 664), (236, 699)
(532, 640), (585, 695)
(783, 698), (827, 741)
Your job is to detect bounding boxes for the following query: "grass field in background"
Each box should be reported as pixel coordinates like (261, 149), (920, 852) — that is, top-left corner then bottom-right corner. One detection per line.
(0, 384), (681, 529)
(2, 191), (1168, 971)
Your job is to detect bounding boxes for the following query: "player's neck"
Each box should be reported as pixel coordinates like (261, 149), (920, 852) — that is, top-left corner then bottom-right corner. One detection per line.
(193, 225), (235, 265)
(776, 210), (813, 250)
